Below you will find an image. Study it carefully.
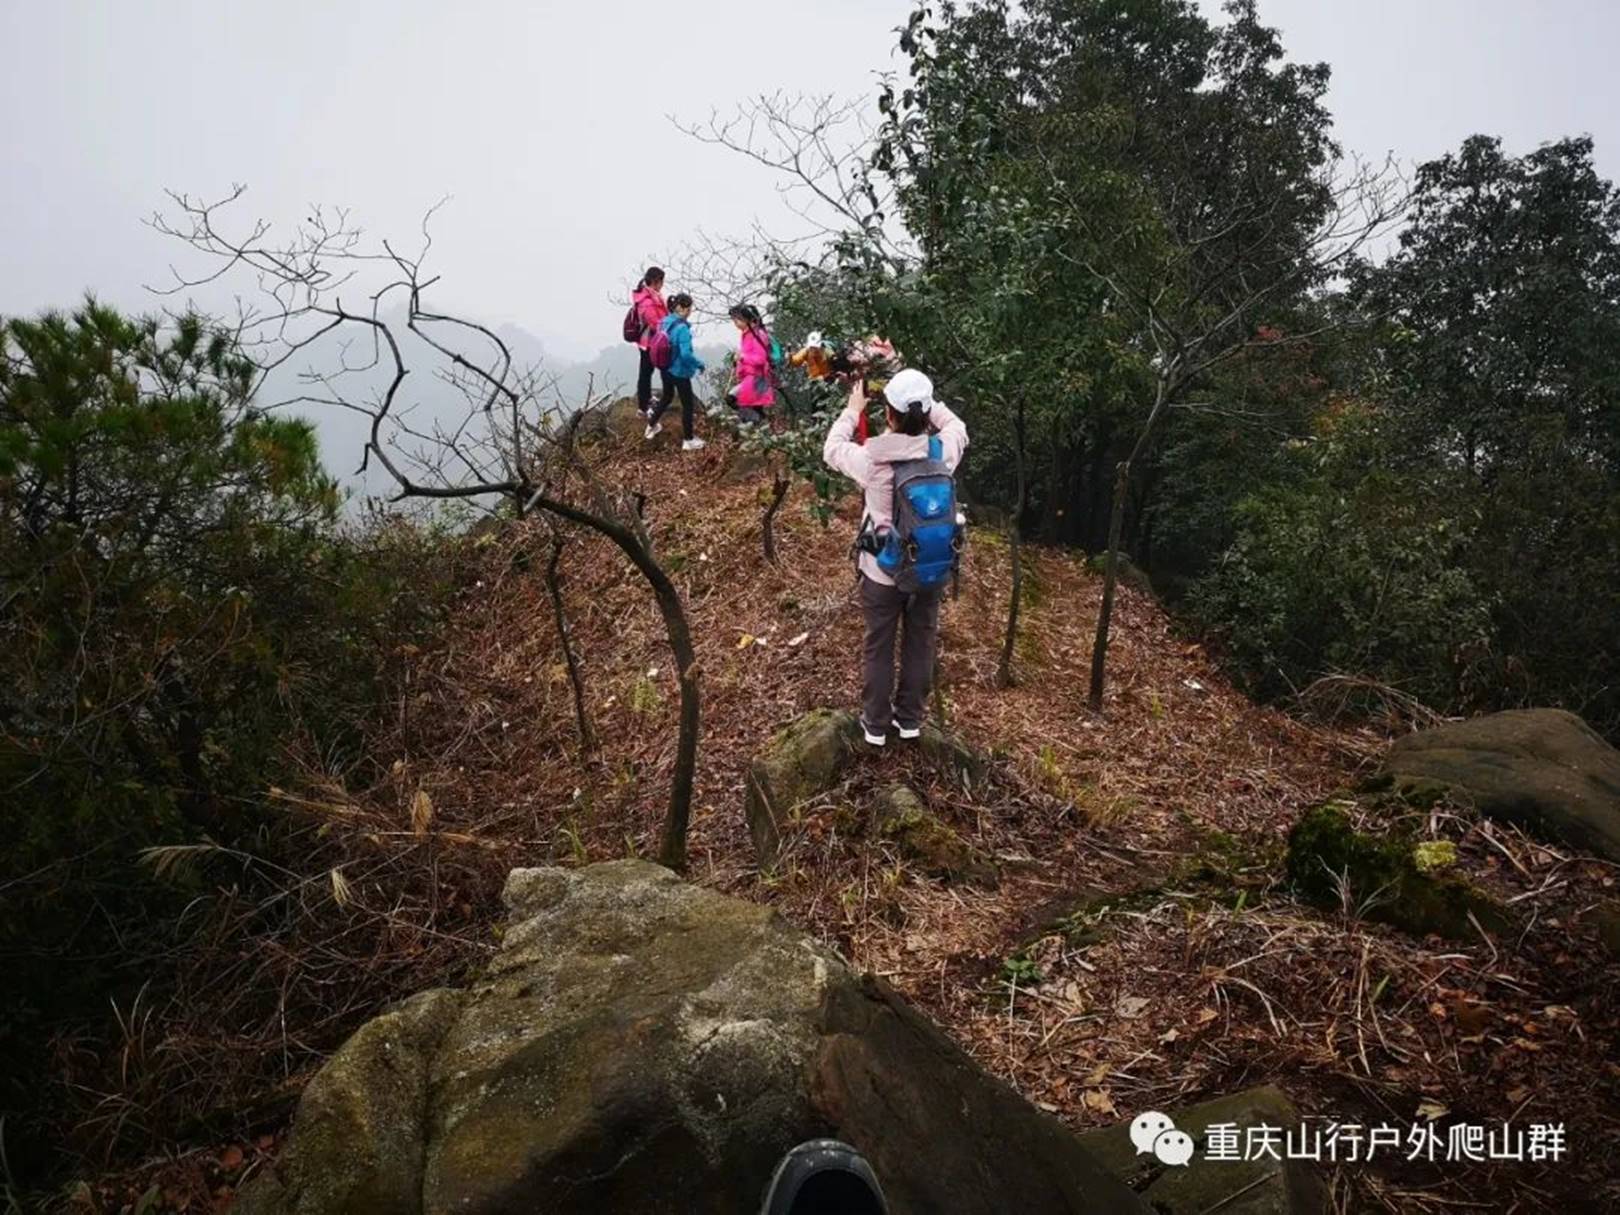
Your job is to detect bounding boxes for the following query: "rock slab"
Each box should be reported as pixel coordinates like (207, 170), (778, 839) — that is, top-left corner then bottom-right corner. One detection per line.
(237, 860), (1149, 1215)
(1382, 708), (1620, 861)
(1076, 1086), (1326, 1214)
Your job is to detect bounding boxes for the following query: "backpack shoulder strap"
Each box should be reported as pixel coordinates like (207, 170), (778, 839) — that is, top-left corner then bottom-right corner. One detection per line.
(928, 434), (943, 461)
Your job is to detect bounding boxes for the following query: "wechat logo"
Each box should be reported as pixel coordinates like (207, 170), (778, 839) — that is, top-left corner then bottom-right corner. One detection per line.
(1130, 1111), (1196, 1167)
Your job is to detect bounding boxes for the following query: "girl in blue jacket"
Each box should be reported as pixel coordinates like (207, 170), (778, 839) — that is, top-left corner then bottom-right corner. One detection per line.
(646, 294), (706, 451)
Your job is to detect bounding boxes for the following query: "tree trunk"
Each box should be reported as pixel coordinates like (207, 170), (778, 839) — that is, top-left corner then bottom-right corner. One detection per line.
(1088, 376), (1172, 713)
(526, 489), (700, 870)
(996, 396), (1027, 689)
(545, 534), (595, 755)
(649, 571), (700, 870)
(1087, 458), (1131, 712)
(762, 472), (790, 564)
(1080, 425), (1112, 550)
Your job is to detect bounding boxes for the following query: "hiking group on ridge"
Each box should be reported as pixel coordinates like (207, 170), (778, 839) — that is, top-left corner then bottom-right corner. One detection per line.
(622, 264), (970, 748)
(629, 266), (779, 451)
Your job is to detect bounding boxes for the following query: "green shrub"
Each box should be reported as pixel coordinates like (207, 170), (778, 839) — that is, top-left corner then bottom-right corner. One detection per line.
(1190, 449), (1494, 711)
(0, 302), (454, 1181)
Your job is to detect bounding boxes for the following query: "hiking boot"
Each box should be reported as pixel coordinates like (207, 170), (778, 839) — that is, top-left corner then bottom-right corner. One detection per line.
(682, 436), (707, 451)
(760, 1139), (888, 1215)
(860, 721), (887, 747)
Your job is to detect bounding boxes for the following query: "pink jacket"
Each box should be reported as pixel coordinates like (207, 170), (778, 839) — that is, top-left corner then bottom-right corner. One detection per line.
(823, 396), (968, 585)
(633, 286), (667, 351)
(733, 328), (776, 407)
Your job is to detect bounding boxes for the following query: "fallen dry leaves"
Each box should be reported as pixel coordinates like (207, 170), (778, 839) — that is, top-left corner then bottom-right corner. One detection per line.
(85, 415), (1620, 1214)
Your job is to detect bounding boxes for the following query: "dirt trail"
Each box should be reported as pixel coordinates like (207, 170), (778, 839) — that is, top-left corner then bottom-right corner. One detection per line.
(403, 422), (1616, 1212)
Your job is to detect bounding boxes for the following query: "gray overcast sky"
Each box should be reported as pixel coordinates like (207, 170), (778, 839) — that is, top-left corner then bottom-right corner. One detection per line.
(4, 0), (1618, 361)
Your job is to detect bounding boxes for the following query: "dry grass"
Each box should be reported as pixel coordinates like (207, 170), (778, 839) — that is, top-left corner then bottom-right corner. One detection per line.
(66, 417), (1620, 1213)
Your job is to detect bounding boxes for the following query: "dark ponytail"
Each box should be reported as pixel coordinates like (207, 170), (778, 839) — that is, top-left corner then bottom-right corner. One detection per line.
(640, 266), (666, 290)
(728, 302), (772, 356)
(888, 401), (929, 437)
(668, 292), (693, 310)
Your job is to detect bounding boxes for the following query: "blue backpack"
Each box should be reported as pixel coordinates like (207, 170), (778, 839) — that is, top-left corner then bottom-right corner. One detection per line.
(876, 435), (963, 592)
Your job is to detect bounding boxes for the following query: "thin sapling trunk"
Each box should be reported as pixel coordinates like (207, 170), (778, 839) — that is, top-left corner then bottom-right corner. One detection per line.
(545, 532), (595, 755)
(1088, 375), (1172, 712)
(996, 395), (1028, 689)
(762, 471), (790, 564)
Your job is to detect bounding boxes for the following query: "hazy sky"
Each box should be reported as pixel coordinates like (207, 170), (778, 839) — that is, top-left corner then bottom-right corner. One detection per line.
(4, 0), (1618, 361)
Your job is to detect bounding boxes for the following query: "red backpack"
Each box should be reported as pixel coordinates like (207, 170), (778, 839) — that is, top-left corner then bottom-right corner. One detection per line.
(647, 322), (675, 370)
(621, 299), (642, 343)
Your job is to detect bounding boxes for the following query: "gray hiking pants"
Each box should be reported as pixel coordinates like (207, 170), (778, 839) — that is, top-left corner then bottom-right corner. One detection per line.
(859, 574), (942, 733)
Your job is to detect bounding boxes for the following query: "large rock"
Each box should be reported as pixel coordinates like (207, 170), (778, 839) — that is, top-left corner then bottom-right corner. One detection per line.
(1380, 708), (1620, 861)
(237, 860), (1149, 1215)
(1078, 1086), (1325, 1214)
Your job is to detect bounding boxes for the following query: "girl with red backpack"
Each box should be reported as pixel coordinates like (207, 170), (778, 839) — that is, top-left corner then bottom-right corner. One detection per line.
(629, 267), (671, 417)
(644, 294), (707, 451)
(726, 303), (777, 427)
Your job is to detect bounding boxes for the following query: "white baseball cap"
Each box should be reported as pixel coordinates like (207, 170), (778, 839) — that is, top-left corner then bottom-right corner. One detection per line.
(883, 368), (935, 413)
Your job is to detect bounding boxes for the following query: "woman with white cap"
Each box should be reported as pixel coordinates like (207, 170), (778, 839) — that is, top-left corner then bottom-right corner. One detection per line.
(822, 368), (968, 746)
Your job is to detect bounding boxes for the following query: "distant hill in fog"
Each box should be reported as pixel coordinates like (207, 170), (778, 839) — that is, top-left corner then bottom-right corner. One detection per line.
(259, 314), (725, 506)
(543, 340), (728, 409)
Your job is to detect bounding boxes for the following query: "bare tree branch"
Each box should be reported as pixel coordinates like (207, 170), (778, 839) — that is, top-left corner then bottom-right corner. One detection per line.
(151, 188), (705, 869)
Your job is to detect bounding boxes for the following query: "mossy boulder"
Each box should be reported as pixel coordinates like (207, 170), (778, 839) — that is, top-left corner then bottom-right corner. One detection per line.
(236, 860), (1150, 1215)
(1286, 801), (1511, 941)
(872, 785), (998, 886)
(1380, 708), (1620, 862)
(743, 711), (989, 867)
(745, 710), (863, 865)
(1078, 1086), (1326, 1214)
(235, 989), (463, 1215)
(914, 721), (989, 790)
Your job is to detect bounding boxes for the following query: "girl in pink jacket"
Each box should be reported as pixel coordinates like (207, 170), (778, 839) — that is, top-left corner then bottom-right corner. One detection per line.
(727, 303), (776, 426)
(632, 267), (671, 416)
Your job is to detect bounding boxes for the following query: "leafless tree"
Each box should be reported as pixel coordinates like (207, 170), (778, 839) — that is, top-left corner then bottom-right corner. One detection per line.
(149, 187), (702, 869)
(667, 92), (910, 314)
